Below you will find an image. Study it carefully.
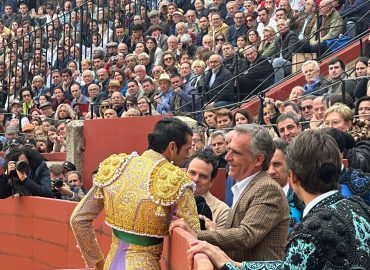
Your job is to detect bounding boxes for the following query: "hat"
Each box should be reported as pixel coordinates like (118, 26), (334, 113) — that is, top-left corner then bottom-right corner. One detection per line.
(148, 24), (163, 33)
(157, 73), (171, 82)
(173, 11), (183, 16)
(11, 99), (22, 107)
(39, 102), (52, 110)
(22, 123), (34, 133)
(106, 41), (118, 48)
(62, 161), (76, 172)
(107, 79), (122, 88)
(149, 10), (159, 18)
(24, 138), (36, 147)
(5, 125), (19, 135)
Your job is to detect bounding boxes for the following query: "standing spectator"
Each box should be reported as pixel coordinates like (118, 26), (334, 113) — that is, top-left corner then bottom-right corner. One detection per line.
(171, 124), (290, 262)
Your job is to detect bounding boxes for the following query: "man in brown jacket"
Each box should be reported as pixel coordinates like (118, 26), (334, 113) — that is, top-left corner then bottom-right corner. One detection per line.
(170, 124), (290, 262)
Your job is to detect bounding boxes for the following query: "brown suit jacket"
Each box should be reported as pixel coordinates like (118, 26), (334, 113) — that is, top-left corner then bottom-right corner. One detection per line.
(295, 14), (316, 39)
(198, 171), (290, 262)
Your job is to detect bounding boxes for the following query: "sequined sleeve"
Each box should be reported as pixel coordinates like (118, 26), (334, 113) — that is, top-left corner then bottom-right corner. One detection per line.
(176, 188), (200, 231)
(70, 185), (105, 267)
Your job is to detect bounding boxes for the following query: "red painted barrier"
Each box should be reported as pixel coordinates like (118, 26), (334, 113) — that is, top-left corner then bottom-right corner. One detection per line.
(0, 197), (214, 270)
(82, 116), (165, 190)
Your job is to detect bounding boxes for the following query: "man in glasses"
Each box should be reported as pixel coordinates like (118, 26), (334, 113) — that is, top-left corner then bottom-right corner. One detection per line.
(300, 95), (315, 126)
(227, 11), (247, 46)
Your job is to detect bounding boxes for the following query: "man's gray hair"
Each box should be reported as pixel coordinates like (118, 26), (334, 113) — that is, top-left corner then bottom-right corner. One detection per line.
(211, 130), (226, 140)
(235, 124), (275, 170)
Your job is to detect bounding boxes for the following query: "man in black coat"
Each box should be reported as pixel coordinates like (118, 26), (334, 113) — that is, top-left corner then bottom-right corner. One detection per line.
(198, 54), (236, 108)
(262, 19), (299, 83)
(238, 45), (274, 100)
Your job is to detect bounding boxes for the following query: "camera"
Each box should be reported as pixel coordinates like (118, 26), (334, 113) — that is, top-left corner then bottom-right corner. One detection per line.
(16, 160), (29, 173)
(181, 43), (188, 50)
(54, 178), (64, 188)
(110, 55), (118, 64)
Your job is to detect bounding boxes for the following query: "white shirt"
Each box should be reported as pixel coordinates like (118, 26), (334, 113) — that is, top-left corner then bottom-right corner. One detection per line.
(231, 171), (260, 208)
(303, 190), (338, 217)
(283, 183), (290, 195)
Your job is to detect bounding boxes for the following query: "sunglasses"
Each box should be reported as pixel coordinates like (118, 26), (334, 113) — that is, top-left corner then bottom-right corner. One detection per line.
(100, 105), (110, 109)
(126, 103), (134, 107)
(22, 94), (31, 97)
(216, 38), (224, 41)
(164, 57), (173, 61)
(301, 105), (313, 111)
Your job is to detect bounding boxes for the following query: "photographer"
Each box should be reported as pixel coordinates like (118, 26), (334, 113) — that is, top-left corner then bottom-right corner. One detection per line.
(0, 147), (53, 198)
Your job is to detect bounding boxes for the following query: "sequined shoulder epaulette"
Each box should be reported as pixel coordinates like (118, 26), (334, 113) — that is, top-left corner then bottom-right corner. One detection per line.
(340, 168), (370, 197)
(93, 152), (138, 198)
(148, 158), (195, 216)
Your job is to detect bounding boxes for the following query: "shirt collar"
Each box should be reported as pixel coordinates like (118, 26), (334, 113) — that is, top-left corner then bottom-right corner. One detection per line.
(231, 171), (260, 208)
(303, 190), (338, 217)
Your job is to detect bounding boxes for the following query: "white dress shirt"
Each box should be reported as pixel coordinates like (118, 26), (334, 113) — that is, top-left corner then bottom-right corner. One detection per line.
(303, 190), (338, 217)
(231, 171), (260, 208)
(282, 183), (290, 195)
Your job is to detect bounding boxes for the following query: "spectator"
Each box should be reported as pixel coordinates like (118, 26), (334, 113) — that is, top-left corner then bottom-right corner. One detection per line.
(187, 150), (230, 229)
(233, 109), (254, 125)
(277, 112), (302, 144)
(301, 60), (330, 96)
(215, 108), (234, 129)
(210, 131), (228, 168)
(187, 130), (370, 269)
(199, 54), (235, 108)
(309, 0), (344, 53)
(0, 147), (53, 198)
(170, 124), (290, 262)
(327, 58), (356, 97)
(263, 19), (299, 83)
(227, 12), (247, 47)
(256, 7), (277, 39)
(238, 45), (274, 99)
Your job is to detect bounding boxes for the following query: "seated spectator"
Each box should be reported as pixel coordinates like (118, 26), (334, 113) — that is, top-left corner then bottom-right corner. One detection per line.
(203, 110), (218, 130)
(324, 103), (370, 172)
(256, 7), (277, 39)
(300, 95), (315, 126)
(301, 60), (330, 96)
(170, 73), (197, 116)
(210, 131), (228, 168)
(238, 45), (274, 99)
(233, 109), (254, 125)
(103, 109), (118, 119)
(353, 57), (370, 100)
(258, 26), (276, 55)
(198, 54), (236, 108)
(326, 58), (356, 97)
(310, 96), (327, 129)
(262, 19), (299, 83)
(277, 112), (302, 144)
(215, 108), (234, 130)
(309, 0), (344, 54)
(355, 96), (370, 121)
(0, 147), (53, 198)
(226, 11), (247, 47)
(187, 150), (230, 229)
(55, 104), (76, 121)
(137, 96), (159, 116)
(156, 73), (173, 114)
(35, 136), (48, 153)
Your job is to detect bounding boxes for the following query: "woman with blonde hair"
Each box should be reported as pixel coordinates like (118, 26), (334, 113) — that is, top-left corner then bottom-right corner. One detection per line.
(55, 104), (77, 121)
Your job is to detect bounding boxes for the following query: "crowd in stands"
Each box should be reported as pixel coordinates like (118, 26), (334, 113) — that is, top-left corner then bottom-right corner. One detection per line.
(0, 0), (369, 267)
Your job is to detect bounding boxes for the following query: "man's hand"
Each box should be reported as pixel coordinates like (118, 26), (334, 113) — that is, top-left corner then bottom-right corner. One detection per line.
(169, 218), (198, 238)
(199, 215), (217, 231)
(173, 87), (181, 94)
(187, 240), (238, 269)
(58, 183), (74, 197)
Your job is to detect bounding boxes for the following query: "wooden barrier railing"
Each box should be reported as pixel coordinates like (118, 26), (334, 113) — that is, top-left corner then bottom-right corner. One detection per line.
(0, 196), (214, 270)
